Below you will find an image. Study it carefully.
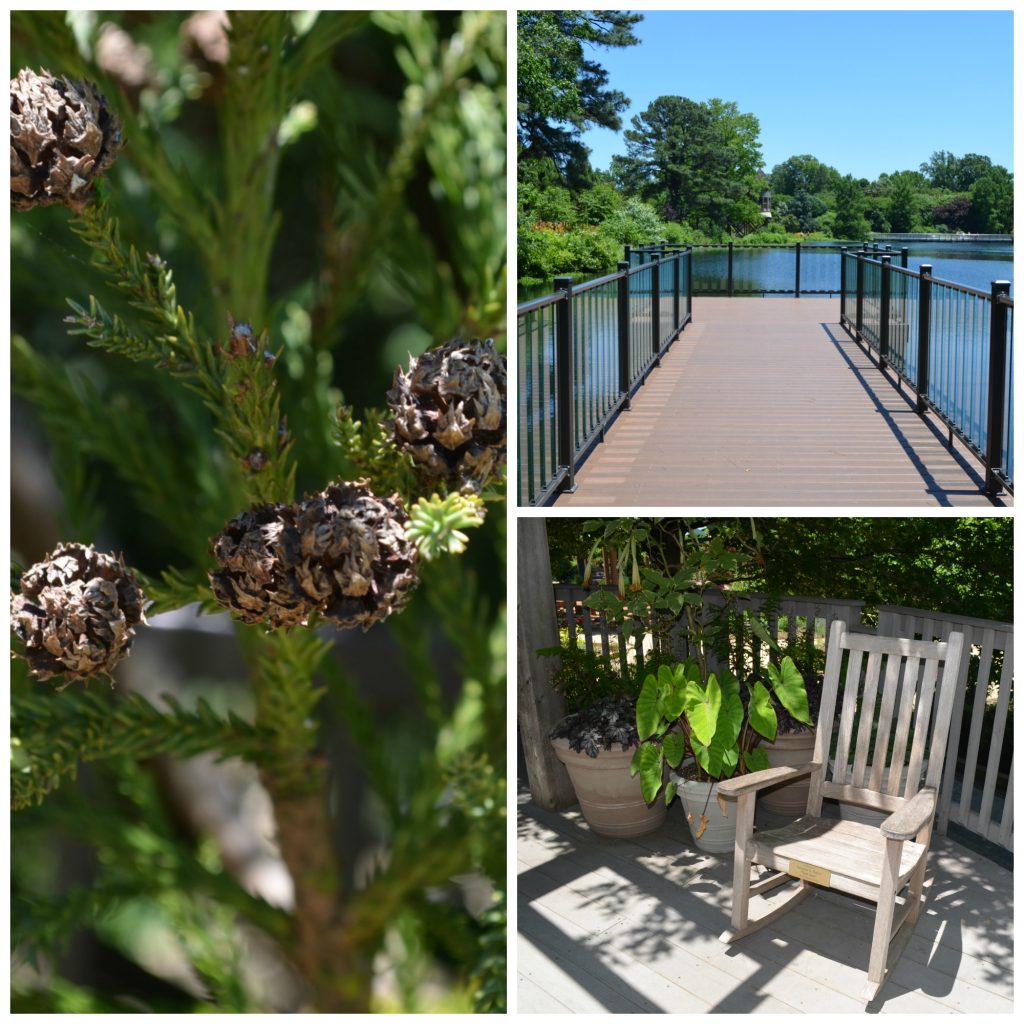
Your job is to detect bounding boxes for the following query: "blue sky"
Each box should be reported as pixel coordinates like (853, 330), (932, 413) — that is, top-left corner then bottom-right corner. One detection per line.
(579, 9), (1013, 180)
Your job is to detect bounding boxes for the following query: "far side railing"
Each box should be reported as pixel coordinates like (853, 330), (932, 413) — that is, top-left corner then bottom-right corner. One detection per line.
(517, 248), (692, 506)
(839, 248), (1014, 495)
(550, 585), (1013, 851)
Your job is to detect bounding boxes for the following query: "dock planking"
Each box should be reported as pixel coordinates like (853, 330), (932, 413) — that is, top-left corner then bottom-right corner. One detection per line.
(555, 297), (1010, 507)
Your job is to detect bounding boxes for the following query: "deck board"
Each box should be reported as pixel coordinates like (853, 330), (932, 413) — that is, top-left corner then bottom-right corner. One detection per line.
(516, 788), (1014, 1014)
(554, 298), (1010, 507)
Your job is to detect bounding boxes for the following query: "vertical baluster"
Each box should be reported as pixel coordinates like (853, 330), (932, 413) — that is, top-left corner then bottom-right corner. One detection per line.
(554, 277), (575, 494)
(986, 281), (1012, 495)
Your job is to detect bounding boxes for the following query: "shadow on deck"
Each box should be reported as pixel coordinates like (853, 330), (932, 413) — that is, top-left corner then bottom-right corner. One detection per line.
(555, 298), (1011, 508)
(517, 787), (1014, 1014)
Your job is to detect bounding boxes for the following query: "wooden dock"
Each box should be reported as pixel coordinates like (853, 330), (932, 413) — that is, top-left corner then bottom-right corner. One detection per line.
(555, 298), (1010, 507)
(517, 789), (1014, 1014)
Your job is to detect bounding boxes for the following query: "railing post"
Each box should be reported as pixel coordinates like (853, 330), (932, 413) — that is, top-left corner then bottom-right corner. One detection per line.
(879, 255), (891, 369)
(901, 246), (909, 269)
(617, 261), (631, 410)
(795, 241), (801, 297)
(985, 280), (1011, 496)
(673, 253), (680, 332)
(916, 264), (932, 414)
(687, 245), (694, 309)
(553, 276), (576, 493)
(727, 241), (734, 297)
(855, 251), (864, 338)
(651, 253), (661, 364)
(839, 247), (847, 321)
(624, 244), (631, 265)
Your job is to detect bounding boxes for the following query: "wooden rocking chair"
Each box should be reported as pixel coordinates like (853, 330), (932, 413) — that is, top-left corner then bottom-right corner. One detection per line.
(718, 619), (966, 1001)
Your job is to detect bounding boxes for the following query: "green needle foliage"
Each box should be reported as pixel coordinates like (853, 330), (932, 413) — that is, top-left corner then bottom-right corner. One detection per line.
(11, 9), (506, 1014)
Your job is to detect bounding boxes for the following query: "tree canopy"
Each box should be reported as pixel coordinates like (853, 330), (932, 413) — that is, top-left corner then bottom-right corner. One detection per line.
(613, 95), (763, 234)
(517, 10), (642, 185)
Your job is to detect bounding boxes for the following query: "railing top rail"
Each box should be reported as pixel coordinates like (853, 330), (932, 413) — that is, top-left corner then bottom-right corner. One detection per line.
(857, 254), (1005, 300)
(876, 603), (1014, 634)
(517, 291), (564, 315)
(519, 250), (693, 314)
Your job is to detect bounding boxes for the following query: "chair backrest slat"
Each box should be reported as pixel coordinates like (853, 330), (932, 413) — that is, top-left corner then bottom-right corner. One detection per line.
(886, 656), (923, 794)
(851, 650), (883, 786)
(811, 621), (964, 814)
(903, 656), (940, 796)
(867, 653), (903, 791)
(831, 647), (864, 784)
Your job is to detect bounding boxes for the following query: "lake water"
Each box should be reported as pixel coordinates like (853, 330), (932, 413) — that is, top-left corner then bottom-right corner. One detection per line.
(518, 241), (1013, 303)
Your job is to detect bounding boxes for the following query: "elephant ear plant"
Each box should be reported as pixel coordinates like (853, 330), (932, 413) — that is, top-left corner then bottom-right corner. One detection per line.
(633, 655), (814, 837)
(10, 10), (506, 1014)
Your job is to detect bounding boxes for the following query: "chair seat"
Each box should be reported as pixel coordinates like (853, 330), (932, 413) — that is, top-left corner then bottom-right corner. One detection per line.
(751, 815), (926, 894)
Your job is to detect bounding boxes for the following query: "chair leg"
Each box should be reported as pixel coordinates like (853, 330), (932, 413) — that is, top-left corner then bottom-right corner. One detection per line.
(907, 828), (932, 926)
(864, 837), (903, 1000)
(730, 793), (755, 931)
(720, 879), (810, 943)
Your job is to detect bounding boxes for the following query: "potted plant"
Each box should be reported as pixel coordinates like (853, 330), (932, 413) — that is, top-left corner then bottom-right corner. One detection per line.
(633, 655), (813, 852)
(550, 696), (667, 838)
(544, 640), (678, 838)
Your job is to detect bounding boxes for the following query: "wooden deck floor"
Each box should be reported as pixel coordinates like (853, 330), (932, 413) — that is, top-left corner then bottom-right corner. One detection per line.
(555, 298), (1010, 507)
(517, 789), (1014, 1014)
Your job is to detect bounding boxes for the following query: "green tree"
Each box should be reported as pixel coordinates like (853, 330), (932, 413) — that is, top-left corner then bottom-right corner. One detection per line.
(517, 10), (642, 184)
(781, 190), (827, 233)
(769, 154), (839, 196)
(886, 173), (917, 232)
(617, 95), (763, 234)
(831, 174), (871, 240)
(970, 167), (1014, 233)
(921, 150), (994, 191)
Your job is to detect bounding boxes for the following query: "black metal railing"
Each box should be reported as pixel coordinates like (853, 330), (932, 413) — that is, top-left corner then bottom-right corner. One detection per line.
(517, 248), (693, 505)
(839, 248), (1014, 495)
(631, 240), (903, 296)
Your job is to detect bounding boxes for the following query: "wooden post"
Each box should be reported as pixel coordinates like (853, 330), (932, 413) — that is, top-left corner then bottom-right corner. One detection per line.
(517, 518), (576, 810)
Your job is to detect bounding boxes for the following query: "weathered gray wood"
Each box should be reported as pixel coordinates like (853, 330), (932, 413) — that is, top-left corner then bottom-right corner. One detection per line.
(852, 650), (883, 786)
(718, 762), (820, 798)
(808, 620), (846, 816)
(868, 652), (903, 791)
(904, 656), (939, 796)
(886, 655), (922, 794)
(832, 645), (864, 785)
(865, 837), (903, 995)
(958, 629), (994, 821)
(820, 782), (905, 813)
(978, 640), (1011, 825)
(880, 788), (936, 840)
(518, 791), (1013, 1013)
(730, 791), (756, 930)
(517, 518), (576, 810)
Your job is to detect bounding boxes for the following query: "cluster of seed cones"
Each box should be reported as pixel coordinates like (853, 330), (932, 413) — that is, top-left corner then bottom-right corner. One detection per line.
(209, 479), (418, 631)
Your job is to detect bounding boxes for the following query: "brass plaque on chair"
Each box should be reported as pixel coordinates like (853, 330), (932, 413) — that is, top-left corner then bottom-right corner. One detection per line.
(787, 859), (831, 886)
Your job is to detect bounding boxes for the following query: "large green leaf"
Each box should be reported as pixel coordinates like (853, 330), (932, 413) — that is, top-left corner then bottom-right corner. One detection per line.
(635, 674), (661, 741)
(664, 779), (677, 806)
(683, 675), (721, 747)
(743, 747), (771, 774)
(768, 656), (813, 726)
(662, 730), (687, 768)
(713, 682), (744, 749)
(747, 680), (778, 742)
(636, 743), (665, 804)
(745, 613), (781, 655)
(629, 745), (643, 776)
(656, 664), (687, 720)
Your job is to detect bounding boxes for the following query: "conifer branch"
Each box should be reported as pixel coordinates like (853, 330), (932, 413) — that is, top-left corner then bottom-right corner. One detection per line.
(12, 689), (270, 811)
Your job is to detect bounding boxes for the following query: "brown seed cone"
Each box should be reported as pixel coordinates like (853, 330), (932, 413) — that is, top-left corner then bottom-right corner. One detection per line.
(291, 480), (419, 631)
(208, 502), (310, 630)
(10, 67), (123, 212)
(209, 481), (418, 632)
(386, 337), (507, 490)
(11, 542), (146, 684)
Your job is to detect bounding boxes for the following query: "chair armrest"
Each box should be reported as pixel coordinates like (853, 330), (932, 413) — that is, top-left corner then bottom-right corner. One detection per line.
(717, 762), (821, 799)
(880, 788), (937, 840)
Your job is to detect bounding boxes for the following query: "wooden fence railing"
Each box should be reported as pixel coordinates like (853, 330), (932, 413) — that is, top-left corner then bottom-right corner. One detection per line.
(551, 585), (1013, 851)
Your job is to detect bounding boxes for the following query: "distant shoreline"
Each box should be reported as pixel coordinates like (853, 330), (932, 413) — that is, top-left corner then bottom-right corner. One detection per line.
(870, 233), (1012, 243)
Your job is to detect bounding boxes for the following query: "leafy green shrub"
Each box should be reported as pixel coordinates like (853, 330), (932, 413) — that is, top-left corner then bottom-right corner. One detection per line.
(598, 197), (665, 245)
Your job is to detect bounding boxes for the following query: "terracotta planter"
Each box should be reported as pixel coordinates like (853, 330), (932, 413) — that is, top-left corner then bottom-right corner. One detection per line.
(758, 730), (816, 817)
(671, 769), (737, 853)
(551, 737), (666, 838)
